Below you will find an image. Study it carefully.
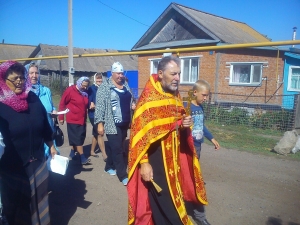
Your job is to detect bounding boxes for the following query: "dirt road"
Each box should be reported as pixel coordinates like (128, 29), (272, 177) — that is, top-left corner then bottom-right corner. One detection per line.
(49, 123), (300, 225)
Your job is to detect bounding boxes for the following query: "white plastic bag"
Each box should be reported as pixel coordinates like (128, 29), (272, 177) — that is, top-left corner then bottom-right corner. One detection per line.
(291, 136), (300, 154)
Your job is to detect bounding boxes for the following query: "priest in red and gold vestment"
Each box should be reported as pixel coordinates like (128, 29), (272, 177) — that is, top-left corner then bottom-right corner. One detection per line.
(127, 56), (208, 225)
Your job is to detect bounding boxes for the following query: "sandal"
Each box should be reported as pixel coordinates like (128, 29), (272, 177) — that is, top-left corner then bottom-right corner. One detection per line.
(81, 158), (91, 165)
(91, 154), (99, 158)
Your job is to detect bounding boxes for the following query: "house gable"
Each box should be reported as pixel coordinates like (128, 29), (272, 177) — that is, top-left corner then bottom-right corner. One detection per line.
(132, 2), (270, 51)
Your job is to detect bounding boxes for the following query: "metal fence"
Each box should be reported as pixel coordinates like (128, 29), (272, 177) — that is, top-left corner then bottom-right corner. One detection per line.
(132, 88), (299, 132)
(202, 93), (298, 131)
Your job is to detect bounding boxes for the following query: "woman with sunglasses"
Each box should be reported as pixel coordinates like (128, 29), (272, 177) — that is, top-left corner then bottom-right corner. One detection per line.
(0, 61), (57, 225)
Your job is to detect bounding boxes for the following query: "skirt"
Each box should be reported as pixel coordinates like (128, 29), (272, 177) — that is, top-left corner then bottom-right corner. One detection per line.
(67, 123), (86, 146)
(88, 117), (98, 138)
(0, 159), (50, 225)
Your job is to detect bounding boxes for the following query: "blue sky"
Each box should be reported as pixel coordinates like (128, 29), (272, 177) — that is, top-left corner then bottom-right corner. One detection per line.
(0, 0), (299, 50)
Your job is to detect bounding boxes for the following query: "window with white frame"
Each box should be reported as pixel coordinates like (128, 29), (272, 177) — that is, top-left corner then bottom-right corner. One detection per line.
(229, 63), (263, 86)
(150, 59), (161, 74)
(181, 57), (199, 83)
(288, 66), (300, 91)
(149, 56), (199, 83)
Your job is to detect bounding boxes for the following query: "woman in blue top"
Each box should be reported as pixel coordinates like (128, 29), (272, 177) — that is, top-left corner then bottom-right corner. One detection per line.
(25, 63), (60, 157)
(88, 73), (107, 161)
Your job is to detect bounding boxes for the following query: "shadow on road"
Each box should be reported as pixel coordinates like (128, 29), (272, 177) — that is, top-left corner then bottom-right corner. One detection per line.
(266, 217), (300, 225)
(48, 152), (93, 225)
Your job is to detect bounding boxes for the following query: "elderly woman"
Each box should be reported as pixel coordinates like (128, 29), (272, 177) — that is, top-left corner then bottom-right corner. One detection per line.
(25, 63), (60, 157)
(88, 73), (107, 160)
(59, 77), (90, 165)
(95, 62), (135, 186)
(0, 61), (57, 225)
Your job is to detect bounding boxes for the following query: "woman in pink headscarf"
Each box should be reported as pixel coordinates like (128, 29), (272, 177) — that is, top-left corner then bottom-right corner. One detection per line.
(0, 61), (57, 225)
(58, 77), (90, 165)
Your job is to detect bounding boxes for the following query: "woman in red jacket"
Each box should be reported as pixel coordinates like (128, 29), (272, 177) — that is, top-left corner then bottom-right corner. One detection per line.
(59, 77), (90, 164)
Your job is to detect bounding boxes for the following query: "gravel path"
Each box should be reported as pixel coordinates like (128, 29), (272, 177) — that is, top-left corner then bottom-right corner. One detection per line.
(49, 123), (300, 225)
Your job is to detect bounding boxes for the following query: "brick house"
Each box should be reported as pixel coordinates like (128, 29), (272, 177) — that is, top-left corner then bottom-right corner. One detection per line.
(132, 2), (294, 107)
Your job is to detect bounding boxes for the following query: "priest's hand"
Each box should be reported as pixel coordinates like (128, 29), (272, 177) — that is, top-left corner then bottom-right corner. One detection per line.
(182, 115), (192, 128)
(140, 162), (153, 182)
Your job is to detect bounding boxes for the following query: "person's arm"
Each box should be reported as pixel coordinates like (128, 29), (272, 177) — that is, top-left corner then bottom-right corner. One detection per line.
(45, 87), (57, 116)
(41, 102), (58, 158)
(58, 87), (71, 124)
(0, 132), (5, 159)
(88, 86), (95, 110)
(94, 85), (107, 125)
(203, 125), (220, 150)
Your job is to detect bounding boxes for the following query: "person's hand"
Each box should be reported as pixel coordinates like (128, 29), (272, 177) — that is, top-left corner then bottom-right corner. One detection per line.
(59, 120), (64, 125)
(140, 162), (153, 182)
(131, 102), (136, 110)
(97, 123), (104, 136)
(50, 146), (58, 159)
(211, 138), (220, 150)
(182, 115), (192, 128)
(90, 102), (95, 110)
(50, 110), (58, 118)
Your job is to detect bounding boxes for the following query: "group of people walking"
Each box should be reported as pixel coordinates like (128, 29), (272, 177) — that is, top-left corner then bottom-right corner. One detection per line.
(0, 56), (220, 225)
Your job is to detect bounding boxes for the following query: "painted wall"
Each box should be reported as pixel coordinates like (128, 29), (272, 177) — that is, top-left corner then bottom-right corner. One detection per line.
(282, 53), (300, 109)
(107, 70), (139, 99)
(137, 48), (285, 105)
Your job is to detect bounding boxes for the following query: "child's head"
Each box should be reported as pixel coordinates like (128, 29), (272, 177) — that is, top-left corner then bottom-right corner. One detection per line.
(192, 79), (210, 105)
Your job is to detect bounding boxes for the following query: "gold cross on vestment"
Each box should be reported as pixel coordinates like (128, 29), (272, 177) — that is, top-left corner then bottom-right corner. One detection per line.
(175, 195), (181, 203)
(166, 143), (172, 151)
(182, 90), (195, 116)
(169, 169), (174, 177)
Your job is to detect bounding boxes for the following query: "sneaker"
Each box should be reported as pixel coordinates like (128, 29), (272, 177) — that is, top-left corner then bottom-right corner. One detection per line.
(194, 219), (211, 225)
(105, 169), (116, 176)
(122, 178), (128, 186)
(80, 154), (91, 165)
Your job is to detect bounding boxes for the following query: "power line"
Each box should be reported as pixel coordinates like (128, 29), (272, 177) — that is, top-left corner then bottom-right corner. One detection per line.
(95, 0), (150, 27)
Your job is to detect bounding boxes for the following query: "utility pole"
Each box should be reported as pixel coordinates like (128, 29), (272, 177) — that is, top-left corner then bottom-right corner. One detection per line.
(68, 0), (74, 86)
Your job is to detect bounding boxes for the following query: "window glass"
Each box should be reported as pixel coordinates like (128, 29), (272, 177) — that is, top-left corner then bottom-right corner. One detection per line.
(150, 59), (160, 74)
(191, 58), (198, 82)
(182, 59), (190, 82)
(252, 65), (261, 83)
(181, 57), (199, 83)
(230, 63), (262, 86)
(291, 68), (300, 90)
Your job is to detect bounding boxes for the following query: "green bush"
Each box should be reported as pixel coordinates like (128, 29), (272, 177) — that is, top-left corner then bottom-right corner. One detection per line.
(49, 79), (68, 96)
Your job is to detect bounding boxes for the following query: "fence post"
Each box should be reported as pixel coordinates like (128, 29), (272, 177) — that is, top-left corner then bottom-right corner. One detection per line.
(59, 60), (63, 97)
(207, 92), (212, 119)
(294, 94), (300, 134)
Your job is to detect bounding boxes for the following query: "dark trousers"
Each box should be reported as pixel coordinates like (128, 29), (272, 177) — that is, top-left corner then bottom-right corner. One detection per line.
(148, 142), (183, 225)
(105, 126), (128, 182)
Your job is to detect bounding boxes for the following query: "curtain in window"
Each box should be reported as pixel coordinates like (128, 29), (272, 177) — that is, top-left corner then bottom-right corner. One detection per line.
(232, 65), (241, 83)
(182, 59), (189, 82)
(291, 68), (300, 89)
(191, 58), (198, 82)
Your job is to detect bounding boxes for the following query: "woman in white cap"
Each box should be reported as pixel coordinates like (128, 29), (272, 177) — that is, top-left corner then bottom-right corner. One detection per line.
(94, 62), (135, 186)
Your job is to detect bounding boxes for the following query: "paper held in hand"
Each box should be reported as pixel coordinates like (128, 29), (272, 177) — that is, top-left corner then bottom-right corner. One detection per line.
(47, 155), (69, 175)
(49, 108), (70, 115)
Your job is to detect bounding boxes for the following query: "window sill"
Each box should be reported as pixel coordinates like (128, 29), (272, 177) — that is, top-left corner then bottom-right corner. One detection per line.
(229, 83), (262, 87)
(287, 88), (300, 92)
